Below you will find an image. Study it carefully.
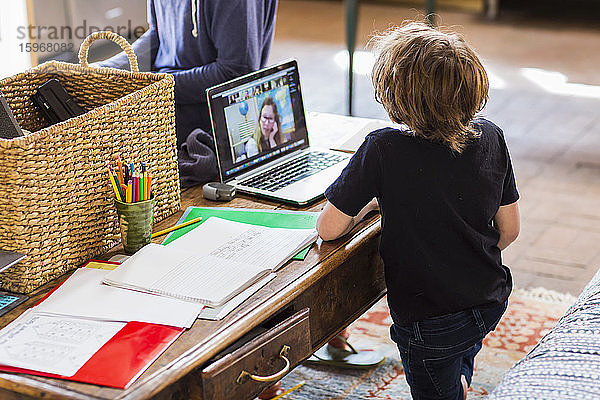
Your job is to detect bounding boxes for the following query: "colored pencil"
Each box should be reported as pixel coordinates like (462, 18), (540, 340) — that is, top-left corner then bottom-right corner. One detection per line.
(142, 172), (146, 201)
(151, 217), (203, 238)
(147, 173), (152, 199)
(140, 172), (145, 201)
(132, 173), (137, 203)
(126, 180), (132, 203)
(117, 158), (124, 185)
(135, 172), (141, 202)
(270, 381), (306, 400)
(112, 169), (126, 202)
(108, 172), (123, 202)
(109, 159), (156, 203)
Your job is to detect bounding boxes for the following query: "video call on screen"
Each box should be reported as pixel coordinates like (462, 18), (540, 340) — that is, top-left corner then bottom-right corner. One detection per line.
(212, 66), (308, 179)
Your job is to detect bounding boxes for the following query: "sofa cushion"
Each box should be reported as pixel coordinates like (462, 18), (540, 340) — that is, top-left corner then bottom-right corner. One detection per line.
(488, 269), (600, 399)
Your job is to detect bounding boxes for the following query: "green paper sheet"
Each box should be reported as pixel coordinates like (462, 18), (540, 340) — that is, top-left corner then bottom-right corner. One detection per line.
(161, 207), (319, 260)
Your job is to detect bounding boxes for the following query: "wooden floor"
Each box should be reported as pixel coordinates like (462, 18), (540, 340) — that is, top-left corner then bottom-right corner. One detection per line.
(271, 0), (600, 296)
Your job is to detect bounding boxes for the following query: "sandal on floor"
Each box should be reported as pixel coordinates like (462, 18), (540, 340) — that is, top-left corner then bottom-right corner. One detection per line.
(304, 335), (385, 369)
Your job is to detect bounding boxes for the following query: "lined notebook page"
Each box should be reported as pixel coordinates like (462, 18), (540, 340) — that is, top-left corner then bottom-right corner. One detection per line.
(149, 254), (264, 305)
(104, 218), (317, 306)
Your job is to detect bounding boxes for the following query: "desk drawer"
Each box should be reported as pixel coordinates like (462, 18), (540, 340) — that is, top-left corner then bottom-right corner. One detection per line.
(201, 308), (311, 400)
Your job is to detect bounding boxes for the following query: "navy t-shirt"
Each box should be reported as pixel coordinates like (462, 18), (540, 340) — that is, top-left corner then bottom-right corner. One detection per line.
(325, 118), (519, 324)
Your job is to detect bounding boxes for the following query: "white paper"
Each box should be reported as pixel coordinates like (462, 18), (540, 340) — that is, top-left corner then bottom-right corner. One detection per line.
(149, 253), (267, 305)
(35, 268), (203, 328)
(104, 218), (317, 306)
(0, 311), (125, 377)
(197, 273), (276, 320)
(167, 217), (317, 270)
(306, 111), (404, 153)
(307, 112), (378, 149)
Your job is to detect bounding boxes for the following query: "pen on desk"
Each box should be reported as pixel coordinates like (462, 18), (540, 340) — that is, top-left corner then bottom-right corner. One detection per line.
(151, 216), (203, 238)
(270, 381), (306, 400)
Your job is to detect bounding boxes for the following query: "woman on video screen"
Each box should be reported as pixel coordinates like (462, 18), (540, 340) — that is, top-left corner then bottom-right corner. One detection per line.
(246, 97), (282, 156)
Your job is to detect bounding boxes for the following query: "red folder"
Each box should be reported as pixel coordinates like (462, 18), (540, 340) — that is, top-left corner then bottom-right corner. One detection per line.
(0, 260), (185, 389)
(0, 322), (183, 389)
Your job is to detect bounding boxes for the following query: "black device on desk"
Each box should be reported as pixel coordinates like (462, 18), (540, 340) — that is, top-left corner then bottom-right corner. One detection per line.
(31, 79), (86, 125)
(0, 93), (24, 139)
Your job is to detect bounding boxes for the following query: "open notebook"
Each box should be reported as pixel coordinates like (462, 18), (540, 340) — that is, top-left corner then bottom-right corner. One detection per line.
(103, 217), (317, 307)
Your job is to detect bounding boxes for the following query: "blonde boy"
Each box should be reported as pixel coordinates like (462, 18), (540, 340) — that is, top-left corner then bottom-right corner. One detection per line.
(317, 22), (520, 399)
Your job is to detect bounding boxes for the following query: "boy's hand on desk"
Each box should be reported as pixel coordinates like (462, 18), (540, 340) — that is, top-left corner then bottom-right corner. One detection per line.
(362, 198), (380, 214)
(317, 198), (379, 241)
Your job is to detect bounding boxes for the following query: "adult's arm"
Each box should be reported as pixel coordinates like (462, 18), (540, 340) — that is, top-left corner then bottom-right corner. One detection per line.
(98, 0), (159, 71)
(157, 0), (277, 105)
(317, 198), (379, 241)
(494, 201), (520, 251)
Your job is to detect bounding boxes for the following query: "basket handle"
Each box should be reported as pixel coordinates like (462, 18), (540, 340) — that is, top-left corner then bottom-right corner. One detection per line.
(78, 31), (139, 72)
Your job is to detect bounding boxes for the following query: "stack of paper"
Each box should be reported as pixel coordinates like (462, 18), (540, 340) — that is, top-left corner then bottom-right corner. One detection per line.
(0, 259), (189, 388)
(0, 209), (319, 388)
(160, 207), (319, 319)
(34, 268), (203, 328)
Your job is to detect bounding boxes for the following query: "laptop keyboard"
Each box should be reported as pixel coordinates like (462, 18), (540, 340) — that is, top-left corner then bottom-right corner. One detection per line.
(240, 151), (347, 192)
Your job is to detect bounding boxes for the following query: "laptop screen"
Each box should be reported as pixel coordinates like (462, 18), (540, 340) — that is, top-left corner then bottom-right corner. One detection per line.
(207, 60), (309, 182)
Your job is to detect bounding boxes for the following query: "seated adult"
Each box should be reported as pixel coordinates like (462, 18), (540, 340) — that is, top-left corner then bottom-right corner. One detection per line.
(246, 96), (283, 157)
(99, 0), (278, 186)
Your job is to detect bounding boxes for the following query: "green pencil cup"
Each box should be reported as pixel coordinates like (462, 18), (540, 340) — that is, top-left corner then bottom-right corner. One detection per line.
(114, 198), (156, 254)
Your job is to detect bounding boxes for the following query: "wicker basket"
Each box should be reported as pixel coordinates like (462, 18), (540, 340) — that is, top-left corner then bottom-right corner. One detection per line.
(0, 31), (180, 293)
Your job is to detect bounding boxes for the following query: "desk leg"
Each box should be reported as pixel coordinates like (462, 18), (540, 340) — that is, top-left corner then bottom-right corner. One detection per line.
(290, 237), (386, 351)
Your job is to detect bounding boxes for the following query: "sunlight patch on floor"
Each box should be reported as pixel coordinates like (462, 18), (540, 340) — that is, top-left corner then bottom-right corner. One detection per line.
(521, 68), (600, 99)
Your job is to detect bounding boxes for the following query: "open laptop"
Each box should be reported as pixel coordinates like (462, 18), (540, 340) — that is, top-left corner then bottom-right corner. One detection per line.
(207, 60), (351, 206)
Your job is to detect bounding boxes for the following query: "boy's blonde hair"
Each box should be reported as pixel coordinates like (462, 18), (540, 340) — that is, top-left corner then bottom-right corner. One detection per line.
(370, 22), (489, 153)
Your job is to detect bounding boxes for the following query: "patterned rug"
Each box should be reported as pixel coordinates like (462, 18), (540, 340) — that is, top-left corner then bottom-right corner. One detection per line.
(280, 288), (576, 399)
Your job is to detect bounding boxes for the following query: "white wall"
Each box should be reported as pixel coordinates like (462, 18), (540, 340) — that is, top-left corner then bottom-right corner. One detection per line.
(0, 0), (33, 79)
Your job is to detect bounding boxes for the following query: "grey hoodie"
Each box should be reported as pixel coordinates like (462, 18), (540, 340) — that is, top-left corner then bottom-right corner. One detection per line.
(102, 0), (278, 146)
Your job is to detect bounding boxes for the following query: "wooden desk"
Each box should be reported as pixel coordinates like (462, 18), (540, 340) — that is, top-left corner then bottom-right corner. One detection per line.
(0, 185), (385, 400)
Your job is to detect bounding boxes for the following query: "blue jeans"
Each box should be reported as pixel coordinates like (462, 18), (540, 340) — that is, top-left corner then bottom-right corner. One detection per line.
(390, 301), (507, 400)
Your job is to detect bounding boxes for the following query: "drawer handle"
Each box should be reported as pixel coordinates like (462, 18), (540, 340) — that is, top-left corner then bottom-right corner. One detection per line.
(236, 345), (291, 384)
